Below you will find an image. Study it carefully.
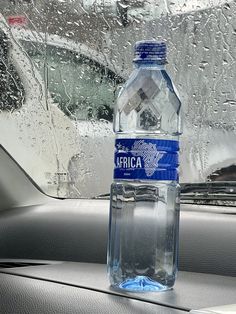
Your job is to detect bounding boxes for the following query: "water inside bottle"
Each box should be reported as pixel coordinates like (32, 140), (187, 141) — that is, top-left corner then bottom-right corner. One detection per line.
(108, 181), (180, 292)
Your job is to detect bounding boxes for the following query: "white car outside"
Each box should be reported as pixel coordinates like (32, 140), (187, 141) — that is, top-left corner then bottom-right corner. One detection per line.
(0, 14), (120, 198)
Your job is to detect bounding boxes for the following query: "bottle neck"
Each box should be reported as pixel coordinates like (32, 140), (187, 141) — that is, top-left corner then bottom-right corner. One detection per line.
(133, 61), (166, 70)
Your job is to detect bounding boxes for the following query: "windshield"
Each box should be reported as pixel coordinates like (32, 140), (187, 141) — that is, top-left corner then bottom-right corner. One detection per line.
(0, 0), (235, 201)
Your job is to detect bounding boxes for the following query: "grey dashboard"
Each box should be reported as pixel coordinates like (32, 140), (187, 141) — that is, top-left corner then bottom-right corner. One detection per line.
(0, 200), (236, 313)
(0, 145), (236, 313)
(0, 261), (236, 314)
(0, 269), (184, 314)
(0, 200), (236, 276)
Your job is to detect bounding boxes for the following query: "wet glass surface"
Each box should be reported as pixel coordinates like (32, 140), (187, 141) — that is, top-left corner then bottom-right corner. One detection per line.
(0, 0), (235, 199)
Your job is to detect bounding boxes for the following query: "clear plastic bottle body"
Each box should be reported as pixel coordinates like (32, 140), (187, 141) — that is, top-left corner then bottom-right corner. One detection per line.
(108, 59), (182, 291)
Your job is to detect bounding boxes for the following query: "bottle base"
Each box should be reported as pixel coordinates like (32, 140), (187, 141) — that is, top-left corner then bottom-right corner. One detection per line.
(112, 276), (172, 292)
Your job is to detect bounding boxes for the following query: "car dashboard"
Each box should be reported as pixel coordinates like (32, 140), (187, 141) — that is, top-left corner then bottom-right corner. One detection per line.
(0, 259), (236, 313)
(0, 198), (236, 313)
(0, 146), (236, 313)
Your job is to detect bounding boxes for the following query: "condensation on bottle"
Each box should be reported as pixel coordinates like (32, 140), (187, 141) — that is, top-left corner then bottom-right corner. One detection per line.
(107, 40), (182, 292)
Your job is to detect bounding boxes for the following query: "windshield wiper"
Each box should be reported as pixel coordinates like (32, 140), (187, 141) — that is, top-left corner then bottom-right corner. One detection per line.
(181, 182), (236, 203)
(92, 193), (110, 200)
(93, 182), (236, 205)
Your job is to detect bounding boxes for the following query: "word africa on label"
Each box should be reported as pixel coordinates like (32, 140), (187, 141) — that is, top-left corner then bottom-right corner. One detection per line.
(116, 156), (142, 169)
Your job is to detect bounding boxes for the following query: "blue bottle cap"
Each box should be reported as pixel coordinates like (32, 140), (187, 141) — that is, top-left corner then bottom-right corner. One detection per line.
(134, 40), (167, 63)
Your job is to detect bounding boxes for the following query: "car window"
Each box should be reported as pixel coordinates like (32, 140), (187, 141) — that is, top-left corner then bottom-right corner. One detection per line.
(21, 40), (121, 122)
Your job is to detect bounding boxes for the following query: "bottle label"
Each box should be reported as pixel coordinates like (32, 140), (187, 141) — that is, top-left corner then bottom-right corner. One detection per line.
(114, 138), (179, 181)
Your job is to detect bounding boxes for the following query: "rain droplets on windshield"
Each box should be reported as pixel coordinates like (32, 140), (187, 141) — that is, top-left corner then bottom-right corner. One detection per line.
(0, 0), (235, 198)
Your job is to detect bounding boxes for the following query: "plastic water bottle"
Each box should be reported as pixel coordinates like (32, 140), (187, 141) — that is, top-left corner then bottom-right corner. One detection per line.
(107, 40), (182, 292)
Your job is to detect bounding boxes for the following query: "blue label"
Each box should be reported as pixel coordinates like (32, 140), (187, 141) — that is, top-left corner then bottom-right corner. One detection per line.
(114, 138), (179, 181)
